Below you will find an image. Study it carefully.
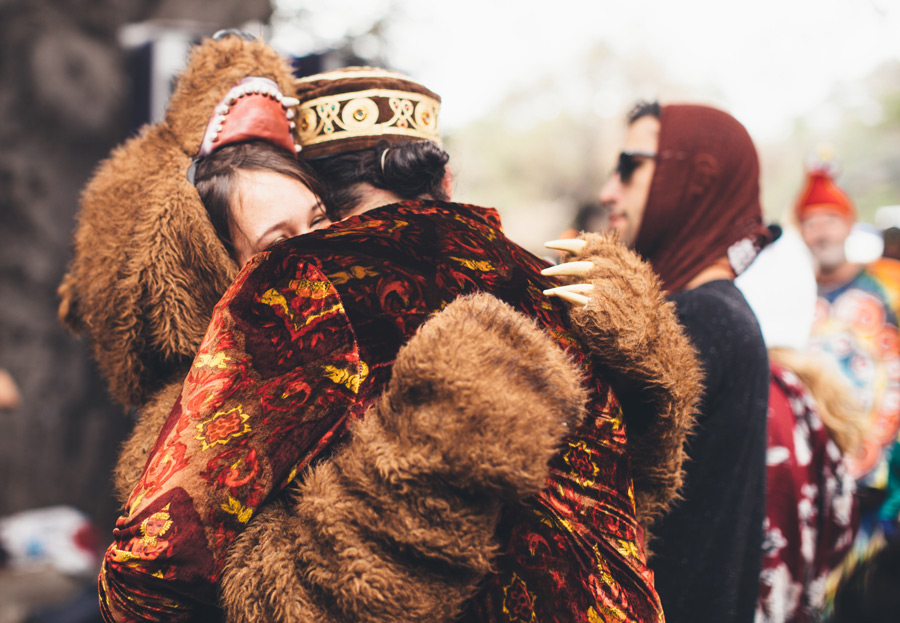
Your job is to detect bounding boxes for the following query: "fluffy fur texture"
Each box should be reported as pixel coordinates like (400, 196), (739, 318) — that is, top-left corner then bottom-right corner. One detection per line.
(58, 36), (298, 408)
(220, 293), (588, 623)
(78, 36), (702, 620)
(106, 237), (701, 617)
(563, 232), (704, 527)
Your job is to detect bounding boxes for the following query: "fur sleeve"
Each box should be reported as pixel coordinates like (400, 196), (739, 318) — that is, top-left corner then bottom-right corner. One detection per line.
(221, 292), (588, 623)
(560, 232), (704, 529)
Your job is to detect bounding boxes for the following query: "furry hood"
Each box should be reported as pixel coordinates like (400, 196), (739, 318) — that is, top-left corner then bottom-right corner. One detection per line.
(58, 36), (297, 408)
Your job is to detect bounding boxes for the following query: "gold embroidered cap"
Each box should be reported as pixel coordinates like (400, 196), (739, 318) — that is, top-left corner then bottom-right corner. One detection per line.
(293, 66), (441, 159)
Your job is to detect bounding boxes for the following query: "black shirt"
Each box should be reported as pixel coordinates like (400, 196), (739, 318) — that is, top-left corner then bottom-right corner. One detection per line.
(650, 280), (769, 623)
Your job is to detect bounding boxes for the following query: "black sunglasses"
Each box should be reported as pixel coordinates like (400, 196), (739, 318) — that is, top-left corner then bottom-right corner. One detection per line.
(615, 151), (657, 184)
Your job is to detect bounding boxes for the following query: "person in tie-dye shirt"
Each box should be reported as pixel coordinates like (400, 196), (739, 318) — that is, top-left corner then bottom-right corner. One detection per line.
(797, 162), (900, 538)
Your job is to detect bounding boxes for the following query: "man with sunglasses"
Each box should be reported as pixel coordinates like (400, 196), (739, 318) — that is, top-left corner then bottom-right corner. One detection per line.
(596, 102), (772, 623)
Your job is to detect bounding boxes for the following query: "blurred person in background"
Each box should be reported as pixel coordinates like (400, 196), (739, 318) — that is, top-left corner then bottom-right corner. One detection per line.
(737, 230), (862, 622)
(825, 530), (900, 623)
(795, 163), (900, 543)
(595, 101), (773, 623)
(881, 226), (900, 262)
(0, 369), (20, 410)
(552, 202), (610, 262)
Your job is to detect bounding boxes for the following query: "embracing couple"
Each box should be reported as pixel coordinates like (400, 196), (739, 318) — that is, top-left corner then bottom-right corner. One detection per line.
(61, 33), (709, 623)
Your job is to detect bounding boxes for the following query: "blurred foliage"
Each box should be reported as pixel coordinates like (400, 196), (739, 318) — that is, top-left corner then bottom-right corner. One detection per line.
(448, 53), (900, 251)
(270, 3), (900, 248)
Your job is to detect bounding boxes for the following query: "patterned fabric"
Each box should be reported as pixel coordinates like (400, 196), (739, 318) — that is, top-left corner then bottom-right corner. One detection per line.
(755, 364), (857, 623)
(99, 202), (663, 623)
(808, 258), (900, 487)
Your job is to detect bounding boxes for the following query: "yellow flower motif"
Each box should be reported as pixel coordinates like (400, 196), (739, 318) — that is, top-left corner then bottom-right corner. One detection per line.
(261, 289), (289, 316)
(501, 573), (537, 623)
(610, 405), (624, 430)
(322, 360), (368, 394)
(616, 538), (641, 560)
(221, 495), (254, 524)
(288, 278), (333, 298)
(195, 406), (251, 451)
(194, 352), (231, 369)
(589, 604), (628, 622)
(328, 265), (380, 285)
(565, 439), (600, 488)
(449, 256), (495, 271)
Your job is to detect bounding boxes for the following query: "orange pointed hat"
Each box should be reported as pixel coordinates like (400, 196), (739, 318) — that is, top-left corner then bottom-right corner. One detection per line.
(794, 161), (856, 222)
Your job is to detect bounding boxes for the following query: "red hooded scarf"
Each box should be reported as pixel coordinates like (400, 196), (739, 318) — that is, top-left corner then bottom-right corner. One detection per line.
(633, 104), (771, 292)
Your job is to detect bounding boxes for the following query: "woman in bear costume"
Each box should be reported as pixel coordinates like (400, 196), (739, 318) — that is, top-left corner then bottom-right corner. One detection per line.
(60, 34), (702, 622)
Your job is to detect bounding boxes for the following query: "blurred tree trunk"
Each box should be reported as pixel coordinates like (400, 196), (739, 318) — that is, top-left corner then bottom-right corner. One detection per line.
(0, 0), (271, 528)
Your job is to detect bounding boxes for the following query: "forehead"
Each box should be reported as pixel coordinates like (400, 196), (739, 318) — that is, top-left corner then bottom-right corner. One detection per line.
(800, 208), (851, 226)
(624, 115), (660, 152)
(233, 170), (317, 228)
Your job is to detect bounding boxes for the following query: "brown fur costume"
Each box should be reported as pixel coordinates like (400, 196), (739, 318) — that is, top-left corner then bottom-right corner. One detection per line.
(57, 36), (297, 409)
(564, 233), (703, 527)
(221, 292), (588, 622)
(61, 35), (701, 621)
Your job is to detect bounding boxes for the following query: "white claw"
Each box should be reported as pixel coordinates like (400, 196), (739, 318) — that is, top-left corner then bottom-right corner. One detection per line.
(281, 96), (300, 107)
(216, 104), (228, 115)
(285, 109), (295, 120)
(289, 121), (296, 129)
(545, 238), (587, 254)
(541, 261), (594, 277)
(546, 289), (590, 307)
(543, 284), (594, 296)
(294, 144), (302, 152)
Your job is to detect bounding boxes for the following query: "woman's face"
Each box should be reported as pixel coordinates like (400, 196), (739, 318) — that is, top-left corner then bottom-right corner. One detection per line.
(229, 169), (331, 266)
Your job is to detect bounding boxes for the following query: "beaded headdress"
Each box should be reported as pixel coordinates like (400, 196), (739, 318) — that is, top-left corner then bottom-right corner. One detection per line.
(187, 76), (301, 183)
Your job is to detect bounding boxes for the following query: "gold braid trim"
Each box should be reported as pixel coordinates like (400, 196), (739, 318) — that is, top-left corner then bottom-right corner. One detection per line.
(296, 88), (441, 147)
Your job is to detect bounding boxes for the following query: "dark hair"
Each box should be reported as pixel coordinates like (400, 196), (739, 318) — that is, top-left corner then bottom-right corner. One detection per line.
(307, 140), (450, 219)
(627, 100), (661, 125)
(192, 141), (323, 257)
(827, 536), (900, 623)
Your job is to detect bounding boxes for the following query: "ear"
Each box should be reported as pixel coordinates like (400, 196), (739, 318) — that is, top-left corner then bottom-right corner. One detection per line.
(440, 167), (454, 200)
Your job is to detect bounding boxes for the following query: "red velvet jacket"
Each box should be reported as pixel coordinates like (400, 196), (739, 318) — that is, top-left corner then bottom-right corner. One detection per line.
(99, 202), (661, 623)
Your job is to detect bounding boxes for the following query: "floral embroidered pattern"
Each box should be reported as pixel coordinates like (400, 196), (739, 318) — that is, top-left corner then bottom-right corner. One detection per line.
(565, 440), (600, 488)
(100, 203), (661, 623)
(195, 406), (251, 451)
(502, 574), (537, 623)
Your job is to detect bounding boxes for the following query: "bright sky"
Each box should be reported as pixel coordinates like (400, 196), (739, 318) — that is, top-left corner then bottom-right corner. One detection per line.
(271, 0), (900, 141)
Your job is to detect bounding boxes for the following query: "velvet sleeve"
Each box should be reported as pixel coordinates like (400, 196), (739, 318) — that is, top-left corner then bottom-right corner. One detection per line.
(98, 257), (363, 622)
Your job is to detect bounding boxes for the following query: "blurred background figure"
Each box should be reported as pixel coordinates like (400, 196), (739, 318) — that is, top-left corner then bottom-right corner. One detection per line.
(0, 369), (21, 411)
(0, 506), (103, 623)
(552, 202), (610, 262)
(795, 157), (900, 543)
(737, 230), (863, 623)
(598, 101), (771, 623)
(559, 201), (610, 239)
(825, 531), (900, 623)
(881, 227), (900, 261)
